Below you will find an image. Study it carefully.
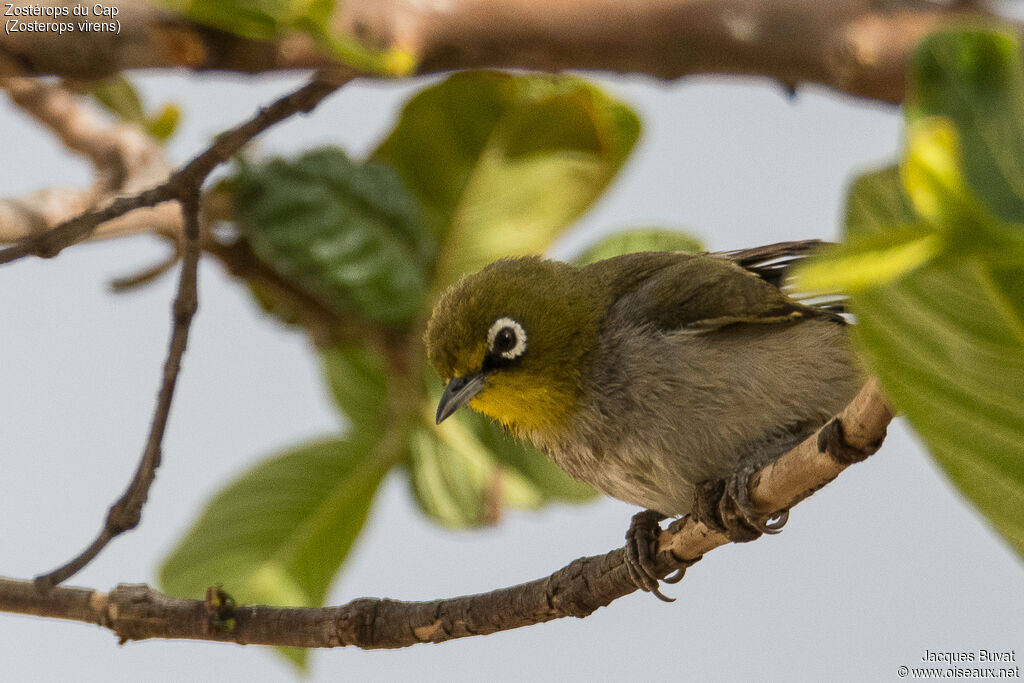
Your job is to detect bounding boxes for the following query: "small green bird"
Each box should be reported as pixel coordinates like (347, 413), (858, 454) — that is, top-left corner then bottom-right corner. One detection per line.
(425, 241), (863, 599)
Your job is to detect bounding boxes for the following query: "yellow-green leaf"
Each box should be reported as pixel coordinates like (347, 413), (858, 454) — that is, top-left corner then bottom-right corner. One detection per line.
(374, 71), (640, 286)
(576, 228), (704, 264)
(793, 230), (942, 293)
(159, 438), (391, 665)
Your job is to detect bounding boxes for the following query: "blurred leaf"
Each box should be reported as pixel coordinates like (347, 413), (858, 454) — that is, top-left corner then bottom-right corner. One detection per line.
(829, 31), (1024, 558)
(146, 103), (181, 141)
(576, 228), (704, 264)
(846, 172), (1024, 557)
(160, 438), (391, 666)
(794, 228), (942, 293)
(900, 118), (982, 230)
(91, 77), (146, 123)
(234, 148), (431, 326)
(795, 117), (1020, 293)
(374, 71), (641, 285)
(91, 77), (181, 143)
(845, 166), (915, 228)
(164, 0), (308, 40)
(406, 388), (596, 528)
(166, 0), (413, 75)
(321, 344), (389, 433)
(406, 414), (555, 527)
(405, 422), (504, 528)
(908, 30), (1024, 223)
(318, 36), (418, 77)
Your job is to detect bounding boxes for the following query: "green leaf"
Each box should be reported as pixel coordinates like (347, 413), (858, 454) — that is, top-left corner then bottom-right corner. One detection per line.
(321, 344), (389, 433)
(901, 117), (983, 231)
(317, 32), (418, 77)
(146, 103), (181, 141)
(407, 412), (562, 527)
(850, 255), (1024, 559)
(234, 148), (432, 326)
(793, 228), (942, 293)
(405, 379), (596, 528)
(576, 228), (704, 264)
(404, 422), (503, 528)
(165, 0), (414, 75)
(374, 71), (641, 285)
(164, 0), (307, 40)
(909, 30), (1024, 223)
(813, 32), (1024, 558)
(846, 166), (916, 230)
(91, 77), (146, 123)
(90, 77), (181, 143)
(839, 120), (1024, 557)
(160, 438), (391, 665)
(794, 116), (1019, 294)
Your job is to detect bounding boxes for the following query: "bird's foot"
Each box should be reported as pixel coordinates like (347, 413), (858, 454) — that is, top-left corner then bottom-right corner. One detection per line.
(624, 509), (690, 602)
(692, 464), (789, 543)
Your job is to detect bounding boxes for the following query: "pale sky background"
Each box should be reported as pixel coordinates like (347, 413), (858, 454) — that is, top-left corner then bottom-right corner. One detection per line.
(1, 64), (1022, 682)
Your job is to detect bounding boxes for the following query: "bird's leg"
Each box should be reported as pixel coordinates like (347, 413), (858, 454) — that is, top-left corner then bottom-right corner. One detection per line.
(691, 463), (789, 543)
(624, 509), (682, 602)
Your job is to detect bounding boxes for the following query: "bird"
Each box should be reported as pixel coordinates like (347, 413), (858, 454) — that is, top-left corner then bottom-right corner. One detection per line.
(425, 240), (864, 599)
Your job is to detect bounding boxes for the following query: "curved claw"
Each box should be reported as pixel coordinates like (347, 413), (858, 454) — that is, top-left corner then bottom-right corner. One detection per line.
(662, 567), (687, 584)
(727, 468), (790, 535)
(693, 465), (792, 542)
(624, 510), (676, 602)
(762, 508), (789, 534)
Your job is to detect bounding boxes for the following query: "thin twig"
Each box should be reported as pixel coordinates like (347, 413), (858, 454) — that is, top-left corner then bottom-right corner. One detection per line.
(32, 192), (201, 591)
(0, 74), (347, 266)
(5, 380), (893, 644)
(0, 184), (175, 264)
(109, 246), (181, 292)
(2, 77), (163, 196)
(23, 74), (349, 591)
(0, 77), (175, 246)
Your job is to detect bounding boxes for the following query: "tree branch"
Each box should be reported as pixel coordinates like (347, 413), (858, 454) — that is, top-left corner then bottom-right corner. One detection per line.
(1, 76), (168, 193)
(10, 73), (349, 590)
(1, 379), (893, 646)
(0, 74), (346, 266)
(0, 76), (178, 244)
(0, 0), (1013, 104)
(32, 190), (202, 591)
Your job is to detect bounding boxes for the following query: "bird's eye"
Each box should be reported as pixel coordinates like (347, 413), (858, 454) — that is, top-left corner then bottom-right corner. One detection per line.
(487, 317), (527, 360)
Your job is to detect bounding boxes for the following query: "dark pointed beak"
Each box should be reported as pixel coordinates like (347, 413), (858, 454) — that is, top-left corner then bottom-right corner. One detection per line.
(435, 373), (488, 424)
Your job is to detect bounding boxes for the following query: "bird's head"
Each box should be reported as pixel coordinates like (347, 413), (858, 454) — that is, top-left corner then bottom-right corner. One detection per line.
(425, 256), (604, 437)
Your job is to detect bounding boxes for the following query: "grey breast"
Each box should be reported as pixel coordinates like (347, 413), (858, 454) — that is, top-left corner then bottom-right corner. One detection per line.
(546, 316), (862, 516)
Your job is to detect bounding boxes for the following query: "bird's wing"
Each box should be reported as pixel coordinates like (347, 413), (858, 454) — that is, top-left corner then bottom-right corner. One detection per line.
(717, 240), (827, 288)
(717, 239), (848, 315)
(595, 244), (842, 333)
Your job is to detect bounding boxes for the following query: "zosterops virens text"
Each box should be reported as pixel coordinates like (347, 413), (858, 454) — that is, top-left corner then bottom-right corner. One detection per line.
(425, 241), (863, 598)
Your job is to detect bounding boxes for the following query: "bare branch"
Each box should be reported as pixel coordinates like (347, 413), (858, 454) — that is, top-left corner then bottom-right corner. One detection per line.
(109, 246), (182, 291)
(0, 77), (177, 244)
(0, 187), (185, 245)
(1, 76), (169, 193)
(0, 0), (1013, 104)
(2, 380), (893, 646)
(32, 191), (202, 591)
(0, 74), (346, 266)
(10, 73), (348, 590)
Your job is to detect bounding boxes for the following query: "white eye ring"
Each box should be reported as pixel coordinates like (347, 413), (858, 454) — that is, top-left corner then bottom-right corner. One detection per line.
(487, 317), (527, 360)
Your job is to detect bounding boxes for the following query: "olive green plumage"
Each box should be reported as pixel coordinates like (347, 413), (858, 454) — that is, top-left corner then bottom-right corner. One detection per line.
(425, 244), (863, 516)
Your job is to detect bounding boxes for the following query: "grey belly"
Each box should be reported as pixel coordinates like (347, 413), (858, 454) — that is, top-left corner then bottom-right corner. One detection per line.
(543, 320), (863, 515)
